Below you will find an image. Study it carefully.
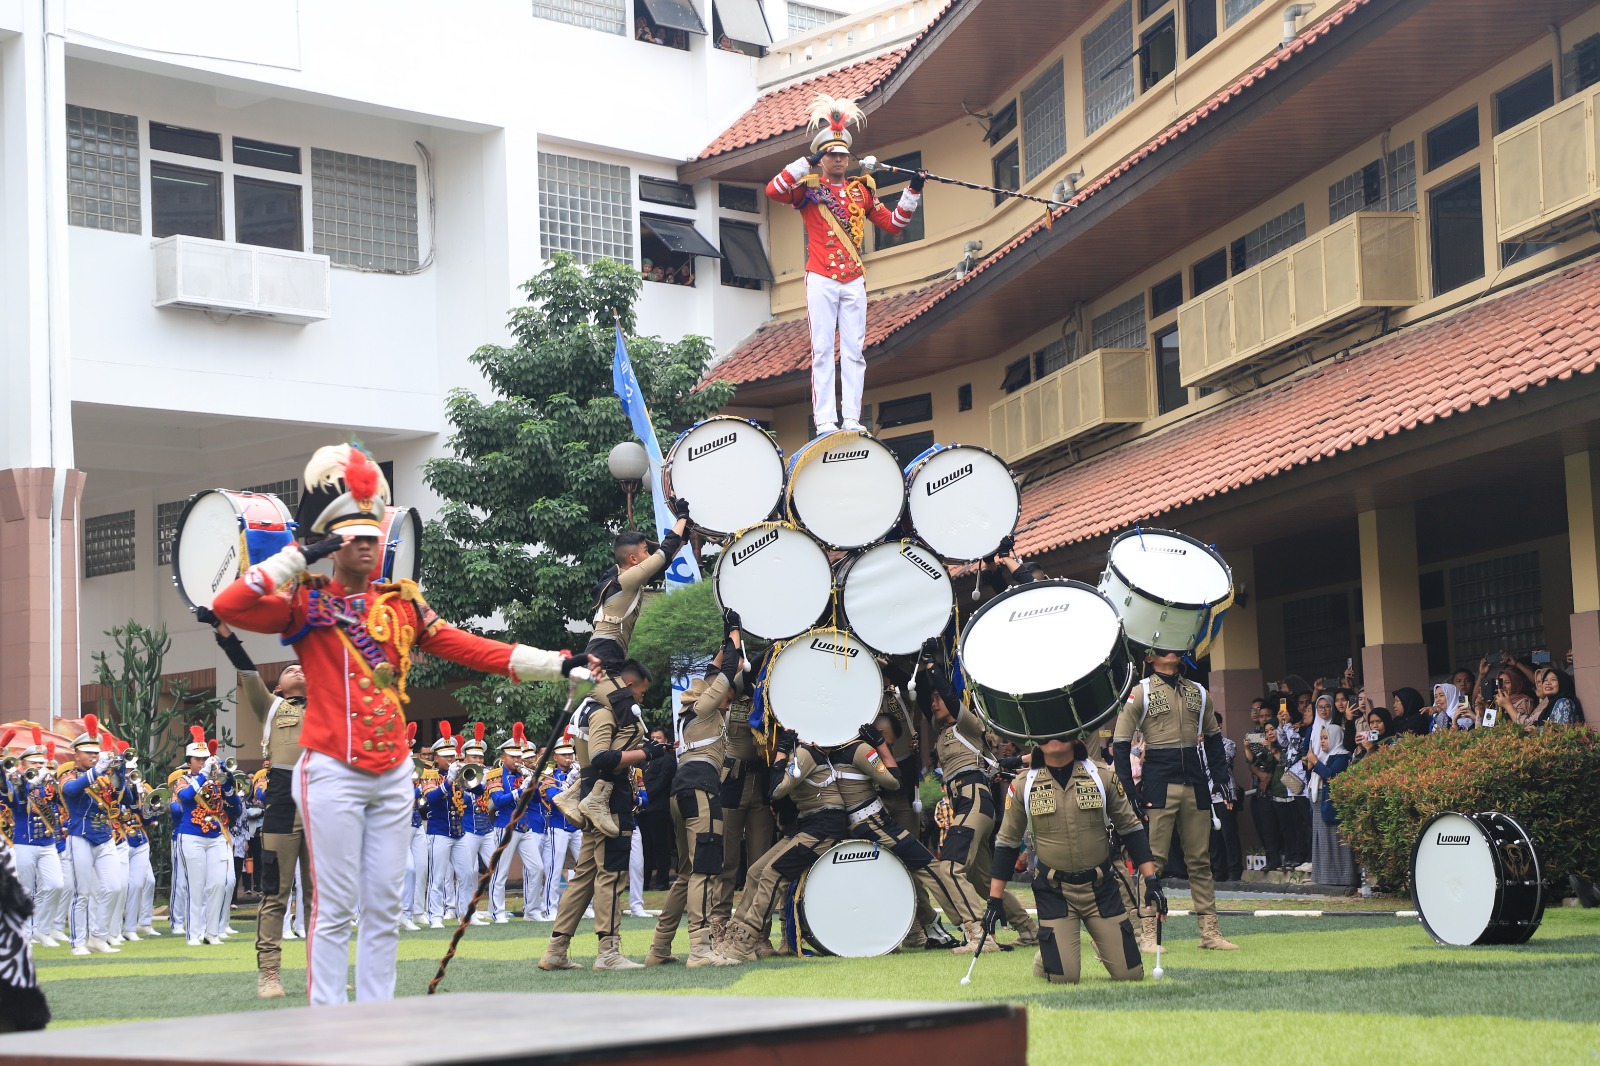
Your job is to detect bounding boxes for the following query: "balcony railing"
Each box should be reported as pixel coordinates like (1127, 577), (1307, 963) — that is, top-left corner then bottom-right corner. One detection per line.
(989, 347), (1152, 463)
(1177, 212), (1420, 388)
(1494, 81), (1600, 244)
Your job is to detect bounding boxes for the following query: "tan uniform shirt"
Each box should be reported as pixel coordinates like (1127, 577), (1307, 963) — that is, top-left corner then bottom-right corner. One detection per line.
(773, 747), (845, 816)
(827, 741), (899, 816)
(996, 761), (1143, 873)
(592, 552), (667, 649)
(935, 707), (994, 782)
(240, 673), (306, 766)
(1113, 675), (1217, 794)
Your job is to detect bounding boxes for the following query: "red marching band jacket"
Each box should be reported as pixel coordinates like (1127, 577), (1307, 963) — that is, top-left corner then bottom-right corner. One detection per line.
(214, 573), (531, 775)
(767, 164), (919, 284)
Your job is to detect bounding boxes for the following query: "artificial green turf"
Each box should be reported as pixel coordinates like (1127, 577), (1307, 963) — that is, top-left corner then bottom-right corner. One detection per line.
(29, 902), (1600, 1065)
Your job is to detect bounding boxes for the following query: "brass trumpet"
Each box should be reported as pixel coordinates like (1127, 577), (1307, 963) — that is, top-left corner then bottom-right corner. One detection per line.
(459, 763), (485, 791)
(141, 786), (171, 820)
(127, 768), (144, 786)
(1, 756), (17, 776)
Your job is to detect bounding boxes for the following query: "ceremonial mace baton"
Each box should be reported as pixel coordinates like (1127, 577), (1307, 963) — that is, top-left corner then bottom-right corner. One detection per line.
(859, 157), (1075, 210)
(427, 673), (584, 994)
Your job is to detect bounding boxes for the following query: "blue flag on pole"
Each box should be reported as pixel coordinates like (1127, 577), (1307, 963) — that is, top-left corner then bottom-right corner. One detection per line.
(612, 325), (700, 590)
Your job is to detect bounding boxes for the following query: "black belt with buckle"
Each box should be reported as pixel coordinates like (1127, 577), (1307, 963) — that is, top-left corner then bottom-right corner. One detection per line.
(1042, 860), (1111, 885)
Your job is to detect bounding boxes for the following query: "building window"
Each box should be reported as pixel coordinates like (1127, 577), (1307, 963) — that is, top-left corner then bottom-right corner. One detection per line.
(1224, 0), (1264, 26)
(1230, 203), (1305, 272)
(1150, 273), (1183, 317)
(1092, 294), (1147, 351)
(151, 162), (223, 241)
(233, 137), (301, 174)
(235, 176), (303, 251)
(1328, 160), (1382, 224)
(877, 393), (933, 429)
(640, 176), (696, 209)
(640, 214), (720, 286)
(537, 152), (632, 265)
(958, 383), (973, 411)
(1191, 249), (1227, 295)
(1140, 14), (1176, 91)
(992, 142), (1020, 205)
(713, 2), (771, 54)
(1282, 591), (1353, 683)
(882, 430), (936, 468)
(1430, 167), (1484, 295)
(634, 0), (702, 49)
(533, 0), (627, 35)
(155, 499), (185, 566)
(1450, 551), (1543, 666)
(719, 184), (760, 213)
(66, 106), (141, 233)
(150, 123), (222, 161)
(985, 100), (1018, 145)
(1185, 0), (1217, 55)
(85, 511), (136, 578)
(1002, 357), (1032, 394)
(1385, 141), (1418, 212)
(787, 0), (839, 35)
(873, 191), (924, 250)
(719, 220), (772, 289)
(1033, 337), (1071, 379)
(311, 150), (419, 270)
(1494, 66), (1554, 134)
(243, 479), (301, 510)
(1084, 5), (1135, 136)
(1563, 33), (1600, 97)
(873, 152), (922, 190)
(1153, 325), (1184, 413)
(1022, 59), (1066, 181)
(1425, 107), (1479, 172)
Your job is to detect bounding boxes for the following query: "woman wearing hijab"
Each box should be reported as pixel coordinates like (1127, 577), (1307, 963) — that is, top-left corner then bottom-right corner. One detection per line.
(1488, 666), (1536, 726)
(1530, 667), (1583, 726)
(1304, 722), (1358, 888)
(1430, 682), (1474, 732)
(1351, 706), (1394, 766)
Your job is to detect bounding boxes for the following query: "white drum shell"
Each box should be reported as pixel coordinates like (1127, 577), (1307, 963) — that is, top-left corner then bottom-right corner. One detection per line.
(763, 629), (884, 747)
(797, 840), (916, 958)
(173, 489), (294, 609)
(382, 506), (424, 584)
(836, 541), (954, 656)
(1099, 529), (1232, 651)
(664, 418), (785, 537)
(713, 524), (833, 641)
(787, 432), (906, 549)
(905, 446), (1020, 562)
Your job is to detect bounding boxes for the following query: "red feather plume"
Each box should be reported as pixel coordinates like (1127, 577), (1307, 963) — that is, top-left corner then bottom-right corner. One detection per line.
(31, 726), (42, 746)
(439, 721), (453, 740)
(208, 739), (218, 756)
(513, 722), (526, 745)
(0, 729), (15, 750)
(473, 722), (485, 743)
(46, 742), (56, 763)
(406, 721), (418, 742)
(84, 712), (100, 739)
(190, 725), (206, 745)
(345, 446), (381, 503)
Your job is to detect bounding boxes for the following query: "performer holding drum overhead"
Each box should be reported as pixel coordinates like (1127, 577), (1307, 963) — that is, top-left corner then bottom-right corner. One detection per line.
(584, 501), (691, 673)
(915, 643), (1038, 953)
(1112, 648), (1240, 952)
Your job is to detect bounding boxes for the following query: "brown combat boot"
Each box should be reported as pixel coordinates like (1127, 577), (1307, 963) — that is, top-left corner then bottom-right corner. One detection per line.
(538, 932), (582, 971)
(951, 921), (1001, 954)
(707, 916), (728, 945)
(592, 933), (644, 970)
(642, 934), (680, 965)
(1198, 913), (1239, 950)
(900, 922), (929, 951)
(1011, 912), (1040, 946)
(710, 921), (760, 965)
(257, 966), (285, 999)
(1138, 916), (1158, 953)
(552, 780), (590, 831)
(578, 780), (619, 838)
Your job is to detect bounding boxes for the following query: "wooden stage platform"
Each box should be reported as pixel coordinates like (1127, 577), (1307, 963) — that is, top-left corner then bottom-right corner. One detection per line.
(0, 993), (1028, 1066)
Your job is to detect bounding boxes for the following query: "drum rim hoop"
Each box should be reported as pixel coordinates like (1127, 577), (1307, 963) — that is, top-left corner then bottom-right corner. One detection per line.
(1103, 527), (1232, 612)
(663, 418), (786, 539)
(974, 658), (1134, 742)
(834, 538), (955, 656)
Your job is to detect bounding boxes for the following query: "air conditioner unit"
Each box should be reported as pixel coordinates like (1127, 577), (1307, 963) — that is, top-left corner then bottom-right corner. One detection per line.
(152, 235), (331, 324)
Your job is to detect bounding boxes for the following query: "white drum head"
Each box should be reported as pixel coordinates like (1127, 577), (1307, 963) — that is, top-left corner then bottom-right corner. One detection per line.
(666, 418), (785, 537)
(382, 506), (423, 584)
(787, 433), (906, 549)
(1107, 530), (1232, 608)
(173, 490), (247, 609)
(963, 583), (1123, 695)
(714, 524), (833, 641)
(906, 446), (1020, 562)
(839, 541), (954, 656)
(1413, 813), (1497, 946)
(764, 629), (884, 746)
(799, 841), (916, 957)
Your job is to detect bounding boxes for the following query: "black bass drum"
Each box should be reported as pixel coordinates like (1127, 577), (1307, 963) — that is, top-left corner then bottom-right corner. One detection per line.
(1411, 810), (1545, 946)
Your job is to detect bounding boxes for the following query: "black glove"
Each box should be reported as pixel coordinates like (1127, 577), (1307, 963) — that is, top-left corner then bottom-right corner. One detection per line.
(193, 605), (219, 627)
(998, 755), (1024, 773)
(997, 534), (1015, 557)
(776, 729), (798, 756)
(641, 738), (669, 762)
(920, 637), (941, 661)
(858, 723), (885, 748)
(981, 896), (1006, 936)
(806, 150), (823, 167)
(671, 496), (692, 521)
(214, 630), (256, 674)
(560, 654), (588, 677)
(909, 169), (927, 193)
(723, 608), (742, 636)
(301, 535), (344, 565)
(1144, 874), (1168, 917)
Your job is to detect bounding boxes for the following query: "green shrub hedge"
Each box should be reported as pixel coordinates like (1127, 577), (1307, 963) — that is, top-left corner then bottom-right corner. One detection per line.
(1331, 725), (1599, 893)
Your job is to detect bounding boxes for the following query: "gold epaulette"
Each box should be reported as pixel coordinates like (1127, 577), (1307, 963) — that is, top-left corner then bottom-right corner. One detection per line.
(848, 173), (878, 193)
(484, 766), (504, 782)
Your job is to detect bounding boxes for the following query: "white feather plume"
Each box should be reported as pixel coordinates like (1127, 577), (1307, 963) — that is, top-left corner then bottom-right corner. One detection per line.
(806, 93), (865, 133)
(303, 443), (392, 502)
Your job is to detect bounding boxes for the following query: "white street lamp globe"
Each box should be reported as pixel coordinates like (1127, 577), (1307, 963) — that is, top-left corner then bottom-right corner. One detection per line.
(608, 441), (649, 482)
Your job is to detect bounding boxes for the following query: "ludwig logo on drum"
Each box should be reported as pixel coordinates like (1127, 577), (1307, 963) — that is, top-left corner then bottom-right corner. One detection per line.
(924, 463), (973, 495)
(902, 549), (946, 582)
(688, 432), (738, 461)
(1009, 602), (1070, 622)
(831, 848), (878, 864)
(822, 448), (870, 463)
(1436, 833), (1472, 845)
(211, 544), (237, 594)
(810, 637), (859, 658)
(731, 528), (779, 565)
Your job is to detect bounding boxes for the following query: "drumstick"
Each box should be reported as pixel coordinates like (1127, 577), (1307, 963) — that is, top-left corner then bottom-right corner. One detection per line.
(1152, 912), (1165, 980)
(958, 926), (989, 985)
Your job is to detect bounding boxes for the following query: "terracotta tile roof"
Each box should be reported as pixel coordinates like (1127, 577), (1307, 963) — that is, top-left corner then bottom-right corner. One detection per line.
(696, 47), (914, 160)
(1013, 256), (1600, 557)
(704, 0), (1371, 389)
(703, 279), (958, 388)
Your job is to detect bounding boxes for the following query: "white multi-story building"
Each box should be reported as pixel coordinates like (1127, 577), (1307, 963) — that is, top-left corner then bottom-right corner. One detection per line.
(0, 0), (921, 751)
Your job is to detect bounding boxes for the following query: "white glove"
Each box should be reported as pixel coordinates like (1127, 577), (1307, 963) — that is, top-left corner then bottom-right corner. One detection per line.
(447, 762), (461, 782)
(785, 155), (812, 181)
(204, 757), (220, 779)
(509, 644), (563, 683)
(569, 666), (592, 683)
(95, 751), (114, 772)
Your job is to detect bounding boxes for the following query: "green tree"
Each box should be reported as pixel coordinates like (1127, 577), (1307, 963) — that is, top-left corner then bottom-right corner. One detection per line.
(416, 253), (733, 726)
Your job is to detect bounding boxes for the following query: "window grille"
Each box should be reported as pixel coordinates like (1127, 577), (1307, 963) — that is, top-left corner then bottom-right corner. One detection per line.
(1091, 294), (1146, 351)
(1450, 552), (1543, 665)
(310, 149), (419, 270)
(538, 152), (633, 265)
(1084, 5), (1135, 135)
(86, 511), (137, 578)
(1021, 60), (1066, 180)
(66, 105), (141, 233)
(533, 0), (627, 34)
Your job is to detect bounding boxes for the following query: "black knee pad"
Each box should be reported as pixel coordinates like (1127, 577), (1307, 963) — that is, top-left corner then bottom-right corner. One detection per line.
(771, 841), (820, 880)
(694, 832), (724, 875)
(940, 825), (975, 865)
(1118, 918), (1142, 972)
(675, 790), (700, 821)
(602, 833), (631, 872)
(260, 850), (280, 896)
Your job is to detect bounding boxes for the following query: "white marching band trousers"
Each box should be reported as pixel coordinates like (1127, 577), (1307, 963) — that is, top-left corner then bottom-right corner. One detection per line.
(492, 827), (545, 918)
(466, 831), (495, 915)
(13, 843), (65, 942)
(169, 833), (188, 932)
(124, 842), (155, 934)
(405, 822), (429, 917)
(806, 272), (868, 429)
(541, 827), (582, 916)
(67, 836), (123, 948)
(181, 834), (229, 941)
(294, 751), (411, 1006)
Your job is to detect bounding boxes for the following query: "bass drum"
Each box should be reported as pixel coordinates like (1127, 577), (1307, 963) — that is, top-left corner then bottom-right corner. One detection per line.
(758, 628), (883, 747)
(662, 416), (786, 538)
(903, 444), (1020, 563)
(1099, 527), (1233, 652)
(795, 840), (916, 958)
(379, 505), (423, 584)
(1412, 811), (1545, 946)
(713, 523), (833, 641)
(960, 579), (1135, 741)
(833, 540), (954, 656)
(785, 431), (906, 550)
(172, 489), (297, 609)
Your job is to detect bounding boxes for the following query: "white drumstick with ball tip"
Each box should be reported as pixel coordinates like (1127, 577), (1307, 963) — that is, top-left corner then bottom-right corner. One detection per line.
(1152, 912), (1165, 980)
(958, 926), (989, 985)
